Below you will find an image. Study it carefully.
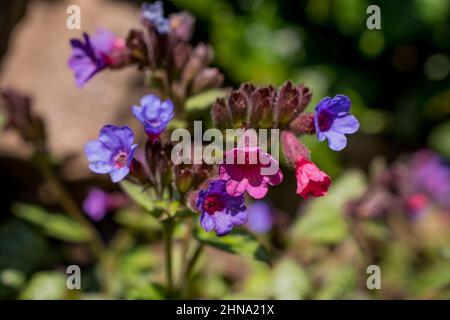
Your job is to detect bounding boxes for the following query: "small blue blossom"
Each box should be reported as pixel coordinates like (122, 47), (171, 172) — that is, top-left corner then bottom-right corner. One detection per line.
(85, 125), (138, 183)
(196, 179), (248, 236)
(132, 94), (174, 138)
(314, 94), (359, 151)
(141, 1), (171, 34)
(246, 201), (273, 234)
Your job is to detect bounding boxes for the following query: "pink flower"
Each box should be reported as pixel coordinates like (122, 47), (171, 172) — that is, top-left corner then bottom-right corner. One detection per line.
(219, 147), (283, 199)
(406, 193), (429, 217)
(295, 157), (331, 199)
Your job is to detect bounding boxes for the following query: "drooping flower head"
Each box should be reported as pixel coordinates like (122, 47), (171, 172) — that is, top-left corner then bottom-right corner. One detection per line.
(141, 1), (171, 34)
(132, 94), (174, 139)
(314, 94), (359, 151)
(83, 187), (129, 221)
(219, 147), (283, 199)
(295, 156), (331, 199)
(196, 179), (248, 236)
(85, 125), (138, 183)
(246, 201), (274, 234)
(68, 30), (126, 86)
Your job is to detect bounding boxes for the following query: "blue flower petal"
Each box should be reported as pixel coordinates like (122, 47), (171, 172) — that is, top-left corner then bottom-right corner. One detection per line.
(200, 213), (215, 232)
(110, 167), (130, 183)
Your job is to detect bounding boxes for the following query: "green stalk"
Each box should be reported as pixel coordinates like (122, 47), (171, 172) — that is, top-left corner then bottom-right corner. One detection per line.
(163, 218), (175, 296)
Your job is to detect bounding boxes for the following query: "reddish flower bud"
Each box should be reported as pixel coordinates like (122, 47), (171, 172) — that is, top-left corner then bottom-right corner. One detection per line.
(169, 11), (195, 41)
(281, 131), (310, 167)
(289, 112), (316, 135)
(126, 29), (150, 68)
(298, 83), (312, 111)
(275, 81), (312, 127)
(181, 43), (213, 85)
(211, 98), (232, 130)
(295, 157), (331, 199)
(227, 90), (249, 128)
(191, 68), (224, 95)
(249, 86), (275, 128)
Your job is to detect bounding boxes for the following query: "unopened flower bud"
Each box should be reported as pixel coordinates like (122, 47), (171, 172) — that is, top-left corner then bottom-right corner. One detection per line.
(169, 11), (195, 41)
(281, 130), (310, 167)
(289, 112), (316, 135)
(191, 68), (224, 95)
(181, 43), (213, 86)
(227, 90), (249, 128)
(249, 86), (275, 128)
(298, 83), (312, 111)
(126, 29), (149, 68)
(275, 80), (311, 127)
(211, 98), (232, 130)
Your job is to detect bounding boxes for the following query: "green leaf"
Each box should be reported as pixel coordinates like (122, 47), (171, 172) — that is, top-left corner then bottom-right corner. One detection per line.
(114, 209), (161, 232)
(0, 219), (49, 276)
(13, 203), (91, 242)
(126, 283), (165, 300)
(194, 227), (270, 265)
(185, 88), (228, 113)
(120, 180), (156, 213)
(410, 262), (450, 297)
(291, 169), (367, 245)
(19, 272), (67, 300)
(315, 264), (356, 299)
(272, 259), (310, 299)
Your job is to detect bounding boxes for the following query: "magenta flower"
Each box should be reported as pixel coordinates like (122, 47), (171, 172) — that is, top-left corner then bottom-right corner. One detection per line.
(196, 179), (248, 236)
(314, 94), (359, 151)
(85, 125), (138, 183)
(219, 147), (283, 199)
(68, 29), (126, 86)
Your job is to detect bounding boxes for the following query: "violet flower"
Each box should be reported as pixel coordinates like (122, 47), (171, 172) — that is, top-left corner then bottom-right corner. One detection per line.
(85, 125), (138, 183)
(132, 94), (174, 138)
(83, 187), (129, 221)
(314, 94), (359, 151)
(68, 30), (126, 86)
(410, 150), (450, 210)
(196, 179), (248, 236)
(246, 201), (273, 234)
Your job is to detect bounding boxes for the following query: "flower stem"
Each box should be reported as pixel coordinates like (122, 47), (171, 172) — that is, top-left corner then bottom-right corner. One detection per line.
(163, 218), (175, 296)
(181, 241), (204, 296)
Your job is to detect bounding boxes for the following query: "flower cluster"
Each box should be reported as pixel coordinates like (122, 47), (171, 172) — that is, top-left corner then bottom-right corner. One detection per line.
(347, 149), (450, 219)
(211, 81), (359, 204)
(75, 2), (360, 237)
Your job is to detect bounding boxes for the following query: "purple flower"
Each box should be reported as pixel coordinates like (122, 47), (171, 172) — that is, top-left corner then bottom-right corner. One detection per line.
(83, 188), (109, 221)
(68, 30), (126, 86)
(410, 150), (450, 210)
(132, 94), (174, 138)
(196, 179), (248, 236)
(85, 125), (138, 183)
(314, 94), (359, 151)
(246, 201), (273, 234)
(141, 1), (171, 34)
(83, 187), (129, 221)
